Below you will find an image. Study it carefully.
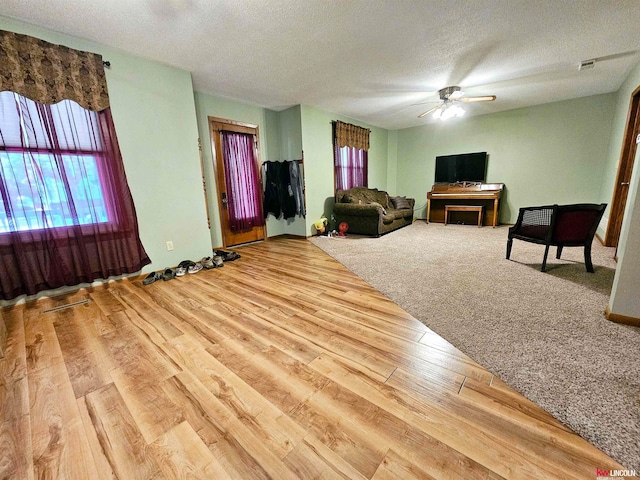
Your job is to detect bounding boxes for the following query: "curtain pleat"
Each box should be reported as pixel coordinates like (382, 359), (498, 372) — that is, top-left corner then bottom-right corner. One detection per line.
(0, 93), (150, 300)
(334, 120), (370, 151)
(335, 145), (368, 191)
(221, 131), (265, 232)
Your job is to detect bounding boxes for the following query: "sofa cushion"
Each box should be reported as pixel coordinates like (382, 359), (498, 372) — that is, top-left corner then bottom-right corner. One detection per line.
(342, 194), (358, 203)
(367, 201), (386, 214)
(381, 213), (395, 224)
(391, 209), (410, 220)
(390, 196), (411, 210)
(362, 190), (388, 208)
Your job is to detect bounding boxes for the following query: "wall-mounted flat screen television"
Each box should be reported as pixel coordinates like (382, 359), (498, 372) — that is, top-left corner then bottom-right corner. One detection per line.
(435, 151), (487, 183)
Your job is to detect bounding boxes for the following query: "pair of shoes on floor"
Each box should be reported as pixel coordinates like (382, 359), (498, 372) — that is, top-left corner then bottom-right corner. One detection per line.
(162, 267), (175, 281)
(201, 255), (224, 269)
(142, 271), (162, 285)
(176, 260), (203, 276)
(214, 249), (241, 262)
(142, 267), (175, 285)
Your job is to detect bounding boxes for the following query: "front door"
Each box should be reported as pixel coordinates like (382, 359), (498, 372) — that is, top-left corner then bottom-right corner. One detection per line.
(605, 87), (640, 250)
(209, 117), (265, 247)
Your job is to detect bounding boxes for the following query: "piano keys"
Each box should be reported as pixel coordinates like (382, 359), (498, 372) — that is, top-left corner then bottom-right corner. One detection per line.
(427, 182), (505, 227)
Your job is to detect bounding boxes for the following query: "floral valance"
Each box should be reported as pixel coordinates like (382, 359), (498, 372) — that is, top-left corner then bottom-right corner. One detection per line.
(334, 120), (370, 151)
(0, 30), (109, 111)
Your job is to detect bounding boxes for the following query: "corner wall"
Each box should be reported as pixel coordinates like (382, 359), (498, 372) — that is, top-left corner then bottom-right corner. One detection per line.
(300, 105), (390, 235)
(598, 60), (640, 248)
(277, 106), (306, 237)
(193, 91), (285, 246)
(605, 59), (640, 320)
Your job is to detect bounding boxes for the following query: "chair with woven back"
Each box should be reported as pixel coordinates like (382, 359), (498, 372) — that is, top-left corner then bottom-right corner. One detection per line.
(506, 203), (607, 272)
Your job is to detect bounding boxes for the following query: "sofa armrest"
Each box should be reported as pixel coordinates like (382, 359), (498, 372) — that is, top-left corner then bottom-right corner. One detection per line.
(334, 202), (383, 218)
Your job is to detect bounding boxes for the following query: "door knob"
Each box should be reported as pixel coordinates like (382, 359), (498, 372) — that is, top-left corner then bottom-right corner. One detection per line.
(221, 192), (228, 208)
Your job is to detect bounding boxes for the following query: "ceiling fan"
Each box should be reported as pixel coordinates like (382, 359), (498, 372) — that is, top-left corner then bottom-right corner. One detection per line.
(418, 86), (496, 119)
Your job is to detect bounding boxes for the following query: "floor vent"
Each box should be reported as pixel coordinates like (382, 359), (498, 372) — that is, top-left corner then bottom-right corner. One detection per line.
(42, 299), (89, 313)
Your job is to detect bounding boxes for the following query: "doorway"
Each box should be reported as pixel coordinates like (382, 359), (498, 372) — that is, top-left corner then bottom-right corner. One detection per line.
(605, 86), (640, 250)
(208, 117), (265, 248)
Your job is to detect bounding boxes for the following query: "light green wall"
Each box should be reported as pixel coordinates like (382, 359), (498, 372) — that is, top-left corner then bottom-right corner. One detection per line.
(605, 59), (640, 318)
(396, 94), (616, 223)
(387, 130), (398, 196)
(598, 60), (640, 240)
(300, 105), (390, 235)
(265, 109), (282, 161)
(276, 106), (306, 236)
(279, 106), (303, 161)
(0, 16), (212, 277)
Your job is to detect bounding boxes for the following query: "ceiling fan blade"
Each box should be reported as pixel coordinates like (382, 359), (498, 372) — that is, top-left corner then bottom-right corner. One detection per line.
(459, 95), (496, 103)
(418, 105), (441, 118)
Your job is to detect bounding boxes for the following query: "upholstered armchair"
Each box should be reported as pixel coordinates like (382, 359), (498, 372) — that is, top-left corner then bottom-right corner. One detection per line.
(506, 203), (607, 272)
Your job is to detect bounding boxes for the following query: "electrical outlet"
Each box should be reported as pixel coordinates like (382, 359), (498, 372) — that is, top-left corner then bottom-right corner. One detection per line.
(166, 241), (174, 251)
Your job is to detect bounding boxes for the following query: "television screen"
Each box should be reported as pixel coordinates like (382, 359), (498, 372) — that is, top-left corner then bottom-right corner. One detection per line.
(435, 152), (487, 183)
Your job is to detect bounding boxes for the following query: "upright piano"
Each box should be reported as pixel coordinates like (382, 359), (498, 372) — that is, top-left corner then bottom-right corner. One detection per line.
(427, 182), (505, 227)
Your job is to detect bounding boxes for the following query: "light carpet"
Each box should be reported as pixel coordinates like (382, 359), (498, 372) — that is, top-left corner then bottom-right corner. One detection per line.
(309, 221), (640, 470)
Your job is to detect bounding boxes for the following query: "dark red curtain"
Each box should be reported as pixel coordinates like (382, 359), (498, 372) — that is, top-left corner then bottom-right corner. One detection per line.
(334, 144), (368, 191)
(221, 131), (264, 232)
(0, 92), (150, 300)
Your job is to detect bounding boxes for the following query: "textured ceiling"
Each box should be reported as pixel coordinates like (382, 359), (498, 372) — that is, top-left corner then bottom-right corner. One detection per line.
(1, 0), (640, 129)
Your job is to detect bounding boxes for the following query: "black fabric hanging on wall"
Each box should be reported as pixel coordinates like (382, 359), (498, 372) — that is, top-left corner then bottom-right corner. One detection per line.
(263, 160), (303, 220)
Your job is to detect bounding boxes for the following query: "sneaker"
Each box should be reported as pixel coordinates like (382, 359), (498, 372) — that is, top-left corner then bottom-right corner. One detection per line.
(200, 256), (215, 269)
(176, 260), (195, 277)
(212, 255), (224, 267)
(188, 262), (203, 274)
(214, 249), (241, 262)
(142, 271), (162, 285)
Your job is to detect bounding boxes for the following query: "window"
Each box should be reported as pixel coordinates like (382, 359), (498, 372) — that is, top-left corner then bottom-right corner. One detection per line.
(0, 30), (150, 301)
(332, 120), (370, 191)
(334, 145), (368, 190)
(0, 93), (110, 233)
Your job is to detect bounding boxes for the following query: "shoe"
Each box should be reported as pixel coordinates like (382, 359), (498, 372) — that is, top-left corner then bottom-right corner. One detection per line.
(214, 249), (241, 262)
(177, 260), (195, 269)
(212, 255), (224, 267)
(188, 262), (203, 274)
(142, 271), (162, 285)
(162, 268), (175, 281)
(175, 260), (194, 277)
(200, 256), (215, 269)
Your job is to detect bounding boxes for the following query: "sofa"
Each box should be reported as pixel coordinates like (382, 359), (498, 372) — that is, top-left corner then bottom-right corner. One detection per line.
(333, 187), (415, 236)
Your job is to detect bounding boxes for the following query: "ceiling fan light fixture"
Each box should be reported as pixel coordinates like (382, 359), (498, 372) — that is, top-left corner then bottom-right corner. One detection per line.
(417, 86), (494, 120)
(436, 102), (465, 120)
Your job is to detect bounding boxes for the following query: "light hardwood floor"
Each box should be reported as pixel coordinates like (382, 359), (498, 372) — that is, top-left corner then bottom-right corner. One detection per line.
(0, 237), (630, 479)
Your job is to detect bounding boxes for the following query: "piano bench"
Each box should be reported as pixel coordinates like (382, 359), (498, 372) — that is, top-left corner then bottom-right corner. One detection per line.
(444, 205), (484, 227)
